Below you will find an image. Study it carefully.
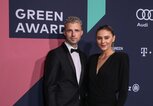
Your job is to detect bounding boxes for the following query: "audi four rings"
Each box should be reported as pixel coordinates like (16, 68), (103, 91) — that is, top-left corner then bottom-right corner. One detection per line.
(136, 9), (153, 21)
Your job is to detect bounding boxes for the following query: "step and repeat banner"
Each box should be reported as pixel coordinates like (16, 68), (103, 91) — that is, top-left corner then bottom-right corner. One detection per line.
(0, 0), (153, 106)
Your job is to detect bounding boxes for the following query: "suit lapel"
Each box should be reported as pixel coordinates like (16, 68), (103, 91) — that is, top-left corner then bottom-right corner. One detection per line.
(62, 43), (76, 73)
(78, 52), (85, 86)
(62, 43), (85, 86)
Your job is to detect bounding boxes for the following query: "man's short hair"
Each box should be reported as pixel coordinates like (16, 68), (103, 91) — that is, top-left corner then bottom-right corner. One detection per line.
(64, 16), (82, 29)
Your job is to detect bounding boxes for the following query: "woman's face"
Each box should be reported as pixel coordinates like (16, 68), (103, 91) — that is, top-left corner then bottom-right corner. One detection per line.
(96, 29), (115, 52)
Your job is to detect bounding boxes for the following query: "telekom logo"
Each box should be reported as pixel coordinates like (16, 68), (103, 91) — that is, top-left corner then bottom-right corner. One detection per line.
(141, 47), (148, 57)
(141, 47), (152, 57)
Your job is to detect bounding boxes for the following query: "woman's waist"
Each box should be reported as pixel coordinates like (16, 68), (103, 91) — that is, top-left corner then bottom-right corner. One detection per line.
(88, 96), (117, 105)
(88, 92), (117, 102)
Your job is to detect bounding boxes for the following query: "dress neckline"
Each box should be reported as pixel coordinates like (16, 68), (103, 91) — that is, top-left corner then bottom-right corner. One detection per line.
(96, 52), (116, 75)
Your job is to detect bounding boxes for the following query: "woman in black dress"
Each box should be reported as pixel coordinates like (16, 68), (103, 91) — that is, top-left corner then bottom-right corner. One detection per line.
(87, 25), (129, 106)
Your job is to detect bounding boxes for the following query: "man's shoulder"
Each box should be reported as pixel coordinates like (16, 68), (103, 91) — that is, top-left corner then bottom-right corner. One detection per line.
(46, 45), (65, 57)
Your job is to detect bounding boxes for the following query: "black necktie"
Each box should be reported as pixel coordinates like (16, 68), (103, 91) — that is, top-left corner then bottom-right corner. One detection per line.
(71, 49), (79, 53)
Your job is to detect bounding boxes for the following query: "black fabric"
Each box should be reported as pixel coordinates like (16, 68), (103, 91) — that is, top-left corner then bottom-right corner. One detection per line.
(87, 52), (129, 106)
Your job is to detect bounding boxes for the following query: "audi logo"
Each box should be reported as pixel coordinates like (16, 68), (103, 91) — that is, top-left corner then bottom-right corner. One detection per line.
(136, 9), (153, 21)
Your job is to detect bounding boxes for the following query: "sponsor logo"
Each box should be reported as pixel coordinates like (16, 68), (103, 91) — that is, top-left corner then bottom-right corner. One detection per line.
(136, 8), (153, 28)
(141, 47), (152, 57)
(136, 9), (153, 21)
(113, 46), (124, 51)
(129, 83), (140, 92)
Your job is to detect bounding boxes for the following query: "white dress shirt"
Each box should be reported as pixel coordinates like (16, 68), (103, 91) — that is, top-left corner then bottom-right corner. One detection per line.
(64, 42), (81, 84)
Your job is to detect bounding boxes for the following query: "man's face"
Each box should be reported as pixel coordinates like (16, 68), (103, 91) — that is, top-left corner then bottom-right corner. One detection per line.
(64, 23), (83, 47)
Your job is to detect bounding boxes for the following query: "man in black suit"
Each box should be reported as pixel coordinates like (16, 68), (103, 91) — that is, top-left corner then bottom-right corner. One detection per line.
(43, 16), (87, 106)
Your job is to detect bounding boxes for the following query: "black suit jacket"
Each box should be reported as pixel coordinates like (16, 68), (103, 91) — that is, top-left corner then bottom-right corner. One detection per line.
(43, 43), (87, 106)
